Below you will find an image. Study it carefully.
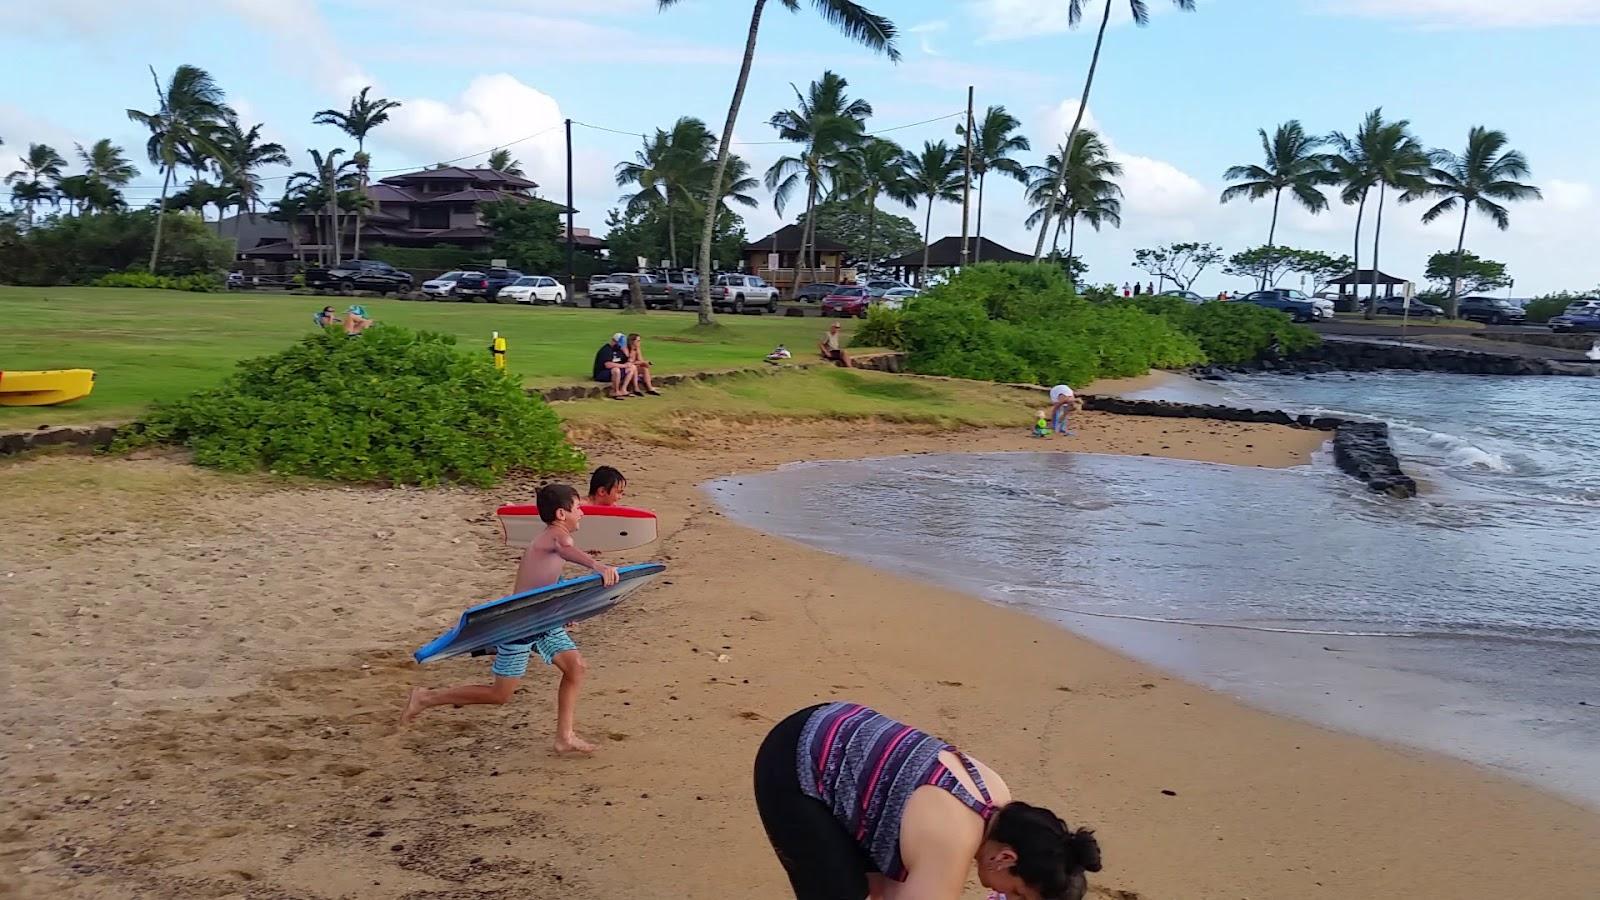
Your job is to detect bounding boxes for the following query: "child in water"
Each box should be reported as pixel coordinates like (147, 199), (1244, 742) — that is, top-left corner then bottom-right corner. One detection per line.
(401, 483), (616, 754)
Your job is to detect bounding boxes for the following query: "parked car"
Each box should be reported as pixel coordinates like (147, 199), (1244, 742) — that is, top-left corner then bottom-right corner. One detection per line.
(710, 273), (779, 314)
(1241, 289), (1325, 323)
(642, 271), (700, 310)
(793, 282), (839, 303)
(1374, 296), (1445, 317)
(421, 270), (476, 299)
(1158, 289), (1205, 304)
(820, 285), (872, 318)
(588, 273), (654, 308)
(454, 267), (524, 301)
(877, 287), (921, 310)
(306, 259), (413, 294)
(497, 275), (567, 305)
(864, 278), (909, 298)
(1548, 307), (1600, 333)
(1457, 296), (1526, 325)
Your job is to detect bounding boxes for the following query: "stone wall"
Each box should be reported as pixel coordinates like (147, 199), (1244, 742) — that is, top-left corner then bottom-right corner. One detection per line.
(1196, 339), (1596, 378)
(0, 424), (121, 456)
(1476, 332), (1600, 353)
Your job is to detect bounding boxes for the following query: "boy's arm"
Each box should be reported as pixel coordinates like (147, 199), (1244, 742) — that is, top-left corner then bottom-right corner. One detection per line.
(555, 533), (618, 585)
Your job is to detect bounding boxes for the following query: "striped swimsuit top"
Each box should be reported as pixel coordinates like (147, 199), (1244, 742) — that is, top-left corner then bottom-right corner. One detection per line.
(797, 702), (997, 881)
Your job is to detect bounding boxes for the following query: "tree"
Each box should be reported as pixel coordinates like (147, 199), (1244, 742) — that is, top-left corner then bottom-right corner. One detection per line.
(487, 149), (525, 176)
(1031, 0), (1197, 260)
(481, 199), (565, 275)
(294, 150), (358, 266)
(765, 70), (871, 289)
(6, 142), (67, 222)
(1411, 127), (1539, 318)
(659, 0), (900, 326)
(1293, 248), (1355, 294)
(800, 198), (921, 265)
(832, 136), (912, 268)
(1220, 120), (1332, 276)
(313, 86), (402, 261)
(127, 64), (232, 272)
(616, 117), (717, 268)
(1325, 109), (1385, 317)
(900, 140), (964, 281)
(76, 139), (139, 213)
(1357, 116), (1431, 316)
(955, 105), (1028, 261)
(268, 188), (310, 263)
(215, 115), (289, 228)
(1224, 245), (1352, 293)
(1026, 130), (1120, 266)
(1133, 242), (1223, 292)
(1424, 250), (1510, 297)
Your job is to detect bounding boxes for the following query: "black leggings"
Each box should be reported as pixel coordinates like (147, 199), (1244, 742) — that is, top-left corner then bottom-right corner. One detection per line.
(753, 705), (877, 900)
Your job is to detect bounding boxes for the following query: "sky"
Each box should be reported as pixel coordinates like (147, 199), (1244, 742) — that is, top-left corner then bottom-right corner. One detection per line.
(2, 0), (1597, 295)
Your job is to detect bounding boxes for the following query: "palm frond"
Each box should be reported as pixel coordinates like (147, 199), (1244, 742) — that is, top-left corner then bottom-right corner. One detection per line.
(809, 0), (901, 62)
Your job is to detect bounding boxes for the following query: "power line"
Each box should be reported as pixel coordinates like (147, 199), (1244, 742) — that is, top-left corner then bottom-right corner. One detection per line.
(572, 110), (964, 146)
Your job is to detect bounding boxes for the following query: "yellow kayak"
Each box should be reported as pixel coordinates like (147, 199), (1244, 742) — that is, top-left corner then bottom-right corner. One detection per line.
(0, 369), (97, 406)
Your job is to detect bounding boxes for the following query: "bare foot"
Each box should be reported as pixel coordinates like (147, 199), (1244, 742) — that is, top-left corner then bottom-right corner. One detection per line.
(553, 734), (597, 754)
(399, 687), (428, 726)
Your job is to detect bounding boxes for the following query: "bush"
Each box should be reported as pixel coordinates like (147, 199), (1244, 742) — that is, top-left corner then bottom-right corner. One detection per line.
(1522, 291), (1596, 323)
(0, 209), (232, 285)
(852, 305), (907, 350)
(365, 244), (481, 273)
(116, 326), (585, 486)
(1130, 297), (1320, 365)
(94, 271), (222, 292)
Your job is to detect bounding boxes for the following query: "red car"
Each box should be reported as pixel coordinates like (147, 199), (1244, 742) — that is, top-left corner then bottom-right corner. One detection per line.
(820, 285), (871, 318)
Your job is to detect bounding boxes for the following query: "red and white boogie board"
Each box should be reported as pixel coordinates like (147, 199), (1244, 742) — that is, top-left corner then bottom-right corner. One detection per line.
(496, 504), (659, 552)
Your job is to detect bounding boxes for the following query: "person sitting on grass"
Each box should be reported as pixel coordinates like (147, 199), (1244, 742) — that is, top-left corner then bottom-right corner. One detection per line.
(625, 333), (661, 395)
(819, 322), (853, 368)
(314, 306), (340, 328)
(587, 465), (627, 506)
(592, 333), (636, 399)
(343, 305), (374, 335)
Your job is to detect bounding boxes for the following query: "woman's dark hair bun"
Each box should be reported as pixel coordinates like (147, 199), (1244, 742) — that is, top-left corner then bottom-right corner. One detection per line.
(1065, 826), (1102, 873)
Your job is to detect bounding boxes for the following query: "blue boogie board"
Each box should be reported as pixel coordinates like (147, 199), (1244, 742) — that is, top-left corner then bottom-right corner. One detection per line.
(413, 562), (666, 664)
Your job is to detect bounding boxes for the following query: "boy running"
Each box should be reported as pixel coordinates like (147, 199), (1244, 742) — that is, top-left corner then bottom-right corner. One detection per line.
(401, 483), (617, 754)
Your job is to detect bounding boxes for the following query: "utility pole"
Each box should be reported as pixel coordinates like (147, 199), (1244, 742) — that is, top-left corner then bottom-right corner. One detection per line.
(564, 118), (575, 299)
(959, 85), (974, 268)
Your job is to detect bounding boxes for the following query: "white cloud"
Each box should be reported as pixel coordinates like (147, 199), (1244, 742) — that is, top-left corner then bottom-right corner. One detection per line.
(1319, 0), (1600, 27)
(224, 0), (370, 95)
(1116, 153), (1209, 218)
(1035, 99), (1099, 151)
(971, 0), (1191, 42)
(1542, 178), (1594, 212)
(382, 75), (567, 188)
(910, 20), (950, 55)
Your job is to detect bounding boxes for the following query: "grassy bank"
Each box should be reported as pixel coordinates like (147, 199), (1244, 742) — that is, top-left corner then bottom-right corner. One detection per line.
(0, 286), (846, 425)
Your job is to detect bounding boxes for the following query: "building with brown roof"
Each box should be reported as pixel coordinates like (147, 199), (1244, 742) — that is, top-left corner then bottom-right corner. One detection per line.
(742, 223), (852, 295)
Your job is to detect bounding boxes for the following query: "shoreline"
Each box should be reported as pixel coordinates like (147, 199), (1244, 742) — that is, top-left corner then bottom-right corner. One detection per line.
(4, 413), (1599, 898)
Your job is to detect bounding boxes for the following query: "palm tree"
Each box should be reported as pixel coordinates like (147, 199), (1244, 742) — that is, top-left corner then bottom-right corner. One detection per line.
(900, 141), (965, 282)
(616, 117), (717, 268)
(215, 116), (290, 229)
(76, 139), (139, 212)
(272, 177), (315, 264)
(1032, 0), (1197, 260)
(955, 105), (1028, 262)
(834, 136), (912, 268)
(659, 0), (899, 325)
(313, 86), (402, 260)
(5, 143), (67, 222)
(1358, 117), (1431, 315)
(1325, 109), (1385, 312)
(127, 64), (231, 272)
(295, 150), (359, 265)
(487, 149), (525, 176)
(1026, 130), (1122, 265)
(765, 71), (872, 289)
(1220, 121), (1332, 253)
(1411, 127), (1540, 318)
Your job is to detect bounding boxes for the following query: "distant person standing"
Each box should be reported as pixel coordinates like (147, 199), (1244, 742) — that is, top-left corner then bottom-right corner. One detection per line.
(1147, 282), (1155, 295)
(1122, 282), (1132, 298)
(1132, 282), (1142, 296)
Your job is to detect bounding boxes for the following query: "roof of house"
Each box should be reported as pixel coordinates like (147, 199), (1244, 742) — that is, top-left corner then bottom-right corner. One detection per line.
(1329, 269), (1408, 286)
(881, 236), (1031, 268)
(213, 213), (289, 251)
(379, 166), (539, 190)
(368, 183), (420, 204)
(743, 223), (849, 254)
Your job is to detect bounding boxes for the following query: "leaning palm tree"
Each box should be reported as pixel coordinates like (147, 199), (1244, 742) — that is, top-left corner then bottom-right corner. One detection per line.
(901, 141), (965, 282)
(834, 136), (913, 269)
(76, 139), (139, 212)
(1032, 0), (1198, 260)
(765, 71), (872, 289)
(127, 64), (231, 272)
(1325, 108), (1385, 310)
(1027, 130), (1122, 264)
(5, 143), (67, 222)
(616, 117), (717, 268)
(215, 115), (290, 228)
(956, 105), (1029, 261)
(313, 86), (402, 260)
(1410, 127), (1540, 318)
(659, 0), (899, 325)
(486, 148), (525, 176)
(1359, 118), (1432, 315)
(1220, 121), (1332, 252)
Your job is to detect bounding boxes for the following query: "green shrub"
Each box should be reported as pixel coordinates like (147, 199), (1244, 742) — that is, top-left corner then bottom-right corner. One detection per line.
(365, 244), (481, 272)
(0, 209), (232, 285)
(1130, 297), (1320, 365)
(94, 271), (222, 292)
(852, 305), (907, 350)
(116, 326), (585, 486)
(1521, 291), (1596, 323)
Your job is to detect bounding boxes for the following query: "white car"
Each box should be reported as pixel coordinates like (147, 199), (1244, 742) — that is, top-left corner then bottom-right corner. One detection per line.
(498, 275), (567, 305)
(864, 278), (910, 298)
(710, 274), (779, 313)
(877, 287), (921, 310)
(421, 270), (477, 298)
(588, 273), (654, 308)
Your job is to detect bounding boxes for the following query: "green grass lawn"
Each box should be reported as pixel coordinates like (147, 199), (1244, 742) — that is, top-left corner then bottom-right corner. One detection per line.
(0, 286), (851, 425)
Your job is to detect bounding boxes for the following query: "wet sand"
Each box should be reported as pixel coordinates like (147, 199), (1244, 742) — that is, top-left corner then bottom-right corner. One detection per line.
(3, 411), (1598, 899)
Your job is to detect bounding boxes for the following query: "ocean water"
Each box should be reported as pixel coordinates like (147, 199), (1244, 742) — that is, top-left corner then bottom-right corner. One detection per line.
(708, 373), (1600, 807)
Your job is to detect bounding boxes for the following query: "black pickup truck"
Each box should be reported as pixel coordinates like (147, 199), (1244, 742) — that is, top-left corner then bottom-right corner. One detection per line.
(305, 259), (413, 294)
(454, 267), (524, 302)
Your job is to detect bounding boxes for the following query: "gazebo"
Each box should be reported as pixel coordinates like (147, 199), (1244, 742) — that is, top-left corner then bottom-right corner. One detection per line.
(881, 236), (1031, 285)
(1329, 269), (1409, 299)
